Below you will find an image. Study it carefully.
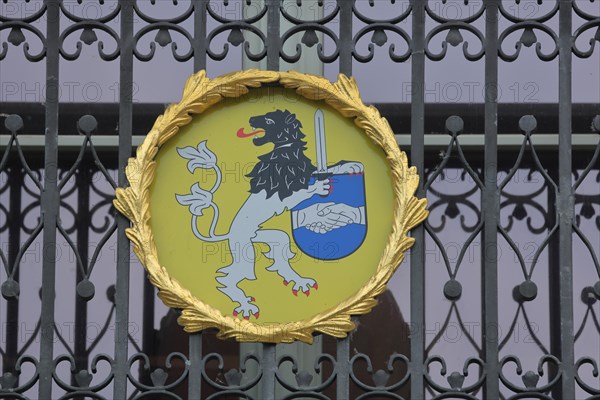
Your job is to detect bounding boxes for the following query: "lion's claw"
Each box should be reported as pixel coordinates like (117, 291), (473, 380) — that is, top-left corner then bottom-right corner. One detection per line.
(234, 310), (259, 320)
(313, 283), (318, 290)
(283, 277), (318, 298)
(233, 303), (260, 319)
(283, 280), (288, 286)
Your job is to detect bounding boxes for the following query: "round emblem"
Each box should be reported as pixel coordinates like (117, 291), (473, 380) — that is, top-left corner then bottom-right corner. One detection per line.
(114, 70), (427, 343)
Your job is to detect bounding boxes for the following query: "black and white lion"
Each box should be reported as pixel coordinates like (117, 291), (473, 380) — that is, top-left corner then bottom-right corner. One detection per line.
(177, 109), (363, 319)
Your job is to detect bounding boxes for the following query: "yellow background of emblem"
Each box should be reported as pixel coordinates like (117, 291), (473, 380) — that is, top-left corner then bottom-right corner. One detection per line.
(149, 88), (395, 324)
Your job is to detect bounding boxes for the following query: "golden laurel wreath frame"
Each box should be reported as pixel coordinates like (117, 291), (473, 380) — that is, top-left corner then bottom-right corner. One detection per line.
(114, 70), (428, 344)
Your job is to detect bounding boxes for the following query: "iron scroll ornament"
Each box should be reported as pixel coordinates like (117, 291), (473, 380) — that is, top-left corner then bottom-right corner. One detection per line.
(113, 70), (428, 343)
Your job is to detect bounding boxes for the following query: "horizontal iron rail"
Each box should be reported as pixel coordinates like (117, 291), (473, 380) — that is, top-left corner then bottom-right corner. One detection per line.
(1, 103), (599, 135)
(1, 133), (598, 150)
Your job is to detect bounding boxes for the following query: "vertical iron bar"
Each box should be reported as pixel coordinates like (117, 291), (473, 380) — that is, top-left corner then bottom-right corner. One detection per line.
(4, 165), (22, 379)
(336, 3), (353, 397)
(338, 0), (353, 76)
(266, 0), (280, 71)
(409, 2), (425, 398)
(74, 161), (90, 383)
(141, 277), (155, 382)
(261, 343), (276, 400)
(188, 2), (208, 399)
(188, 335), (203, 400)
(71, 173), (89, 400)
(548, 164), (561, 396)
(557, 0), (575, 397)
(113, 1), (134, 398)
(483, 1), (500, 398)
(193, 0), (208, 72)
(336, 335), (350, 399)
(263, 2), (280, 397)
(38, 1), (60, 397)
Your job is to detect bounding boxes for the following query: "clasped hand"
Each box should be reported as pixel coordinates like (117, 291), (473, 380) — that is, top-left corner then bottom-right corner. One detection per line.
(293, 202), (364, 234)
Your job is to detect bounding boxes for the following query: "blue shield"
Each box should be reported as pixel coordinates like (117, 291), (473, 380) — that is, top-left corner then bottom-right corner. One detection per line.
(291, 171), (367, 260)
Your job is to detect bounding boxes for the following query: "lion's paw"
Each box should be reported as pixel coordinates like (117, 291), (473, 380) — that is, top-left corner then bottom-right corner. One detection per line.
(233, 300), (260, 320)
(337, 162), (364, 175)
(290, 278), (317, 297)
(308, 179), (330, 196)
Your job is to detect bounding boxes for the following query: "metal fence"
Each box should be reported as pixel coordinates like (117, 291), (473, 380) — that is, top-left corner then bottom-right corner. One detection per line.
(1, 1), (599, 399)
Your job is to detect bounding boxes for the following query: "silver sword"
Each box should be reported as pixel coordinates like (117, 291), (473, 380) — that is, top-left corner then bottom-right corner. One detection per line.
(314, 109), (327, 174)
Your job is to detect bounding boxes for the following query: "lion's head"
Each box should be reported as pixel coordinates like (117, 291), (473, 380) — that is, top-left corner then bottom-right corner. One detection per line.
(248, 109), (306, 147)
(244, 109), (317, 200)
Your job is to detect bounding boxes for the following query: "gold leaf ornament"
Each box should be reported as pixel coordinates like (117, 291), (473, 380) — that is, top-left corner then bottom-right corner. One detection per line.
(113, 70), (428, 343)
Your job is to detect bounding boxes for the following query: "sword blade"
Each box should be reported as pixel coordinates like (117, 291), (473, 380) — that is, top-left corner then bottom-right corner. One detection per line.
(314, 109), (327, 173)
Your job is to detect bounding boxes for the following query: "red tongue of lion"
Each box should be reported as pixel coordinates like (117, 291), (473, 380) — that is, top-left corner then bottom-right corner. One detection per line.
(236, 127), (265, 138)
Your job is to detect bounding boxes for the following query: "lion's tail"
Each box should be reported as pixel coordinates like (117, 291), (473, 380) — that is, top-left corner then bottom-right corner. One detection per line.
(191, 204), (229, 242)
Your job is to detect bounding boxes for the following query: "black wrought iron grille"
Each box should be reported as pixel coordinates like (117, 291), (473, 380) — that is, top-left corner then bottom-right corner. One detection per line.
(1, 1), (599, 399)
